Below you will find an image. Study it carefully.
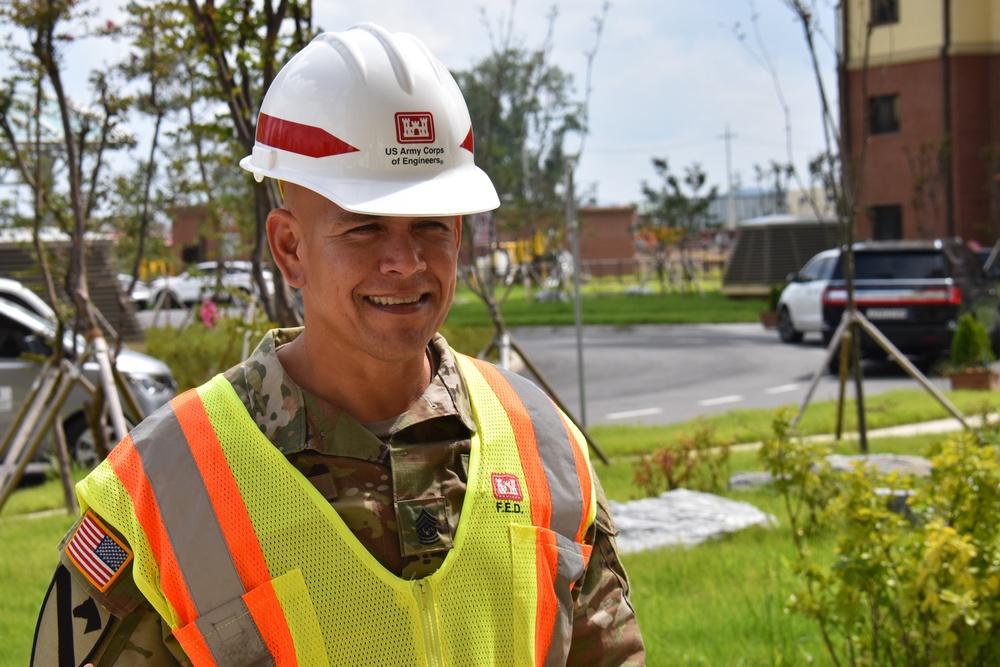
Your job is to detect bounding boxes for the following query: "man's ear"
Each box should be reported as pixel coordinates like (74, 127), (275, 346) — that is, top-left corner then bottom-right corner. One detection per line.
(267, 208), (305, 288)
(454, 215), (463, 251)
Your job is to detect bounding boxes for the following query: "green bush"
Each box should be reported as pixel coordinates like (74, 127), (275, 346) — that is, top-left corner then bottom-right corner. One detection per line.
(767, 283), (786, 312)
(761, 411), (1000, 665)
(633, 419), (732, 496)
(950, 312), (996, 369)
(146, 311), (276, 391)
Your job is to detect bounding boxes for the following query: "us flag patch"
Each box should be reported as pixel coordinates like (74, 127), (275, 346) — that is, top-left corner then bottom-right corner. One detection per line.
(65, 511), (132, 592)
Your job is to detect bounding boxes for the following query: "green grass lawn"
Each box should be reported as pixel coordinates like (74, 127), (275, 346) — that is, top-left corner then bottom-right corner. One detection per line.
(3, 288), (994, 665)
(1, 391), (986, 666)
(446, 281), (768, 328)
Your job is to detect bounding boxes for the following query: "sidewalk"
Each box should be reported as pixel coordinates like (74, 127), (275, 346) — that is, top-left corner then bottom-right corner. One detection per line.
(732, 414), (983, 452)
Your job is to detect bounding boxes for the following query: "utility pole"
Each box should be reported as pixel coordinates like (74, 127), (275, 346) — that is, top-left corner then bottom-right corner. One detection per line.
(566, 159), (587, 428)
(720, 124), (738, 229)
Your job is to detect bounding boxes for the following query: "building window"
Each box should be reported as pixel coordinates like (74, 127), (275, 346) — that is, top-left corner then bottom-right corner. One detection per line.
(871, 205), (903, 240)
(870, 94), (900, 134)
(870, 0), (899, 26)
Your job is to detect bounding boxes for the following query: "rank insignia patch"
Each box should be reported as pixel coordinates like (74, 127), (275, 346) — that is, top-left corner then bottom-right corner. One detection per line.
(65, 511), (132, 592)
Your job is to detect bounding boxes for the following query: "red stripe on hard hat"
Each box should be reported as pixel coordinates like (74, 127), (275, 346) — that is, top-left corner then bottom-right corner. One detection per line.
(256, 112), (360, 158)
(461, 127), (474, 153)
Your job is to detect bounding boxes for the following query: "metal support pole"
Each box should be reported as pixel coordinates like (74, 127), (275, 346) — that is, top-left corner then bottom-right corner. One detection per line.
(566, 159), (588, 428)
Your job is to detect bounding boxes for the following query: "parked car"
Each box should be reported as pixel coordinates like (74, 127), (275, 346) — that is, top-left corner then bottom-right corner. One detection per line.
(117, 273), (152, 309)
(776, 248), (839, 343)
(0, 290), (177, 477)
(147, 260), (274, 307)
(0, 276), (57, 320)
(821, 238), (1000, 371)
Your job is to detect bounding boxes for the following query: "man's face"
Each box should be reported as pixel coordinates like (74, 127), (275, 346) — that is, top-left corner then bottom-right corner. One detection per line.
(278, 187), (462, 365)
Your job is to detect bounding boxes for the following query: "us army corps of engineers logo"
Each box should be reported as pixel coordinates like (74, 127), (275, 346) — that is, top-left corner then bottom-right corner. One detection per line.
(492, 473), (524, 514)
(395, 112), (435, 143)
(387, 112), (445, 167)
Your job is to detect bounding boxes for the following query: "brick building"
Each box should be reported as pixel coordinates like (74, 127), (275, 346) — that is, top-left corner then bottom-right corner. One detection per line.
(840, 0), (1000, 243)
(577, 206), (639, 278)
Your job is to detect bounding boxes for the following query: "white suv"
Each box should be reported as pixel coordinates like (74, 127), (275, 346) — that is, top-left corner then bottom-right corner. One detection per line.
(148, 260), (273, 307)
(776, 248), (839, 343)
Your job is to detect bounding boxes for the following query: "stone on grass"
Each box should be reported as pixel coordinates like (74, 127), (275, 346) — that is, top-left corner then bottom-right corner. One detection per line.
(607, 488), (776, 554)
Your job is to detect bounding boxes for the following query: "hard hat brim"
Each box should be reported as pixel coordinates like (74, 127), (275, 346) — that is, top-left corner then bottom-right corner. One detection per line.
(241, 155), (500, 217)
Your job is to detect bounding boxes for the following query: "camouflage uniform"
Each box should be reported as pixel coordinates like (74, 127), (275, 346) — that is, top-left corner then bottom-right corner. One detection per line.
(32, 329), (645, 666)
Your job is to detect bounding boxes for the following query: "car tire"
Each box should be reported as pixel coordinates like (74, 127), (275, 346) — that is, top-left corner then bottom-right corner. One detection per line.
(777, 306), (803, 344)
(232, 287), (252, 308)
(63, 414), (131, 470)
(153, 290), (179, 309)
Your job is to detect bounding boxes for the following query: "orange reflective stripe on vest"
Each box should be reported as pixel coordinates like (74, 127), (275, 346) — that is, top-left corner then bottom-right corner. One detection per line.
(460, 356), (594, 667)
(107, 392), (293, 665)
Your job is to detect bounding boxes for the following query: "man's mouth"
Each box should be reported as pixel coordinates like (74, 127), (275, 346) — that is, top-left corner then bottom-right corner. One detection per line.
(366, 294), (424, 306)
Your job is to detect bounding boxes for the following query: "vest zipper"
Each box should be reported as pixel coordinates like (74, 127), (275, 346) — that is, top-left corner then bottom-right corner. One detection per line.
(416, 579), (443, 667)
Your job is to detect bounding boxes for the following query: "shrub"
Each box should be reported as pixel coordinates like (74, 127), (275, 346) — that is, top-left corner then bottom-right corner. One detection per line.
(767, 283), (785, 312)
(950, 312), (996, 370)
(146, 311), (276, 391)
(633, 419), (732, 496)
(761, 411), (1000, 666)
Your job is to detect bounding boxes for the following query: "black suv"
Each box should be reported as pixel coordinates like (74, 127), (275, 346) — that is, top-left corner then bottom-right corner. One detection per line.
(821, 238), (1000, 370)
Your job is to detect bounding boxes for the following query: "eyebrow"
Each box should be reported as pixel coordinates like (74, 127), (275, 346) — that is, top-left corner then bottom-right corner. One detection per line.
(337, 210), (381, 223)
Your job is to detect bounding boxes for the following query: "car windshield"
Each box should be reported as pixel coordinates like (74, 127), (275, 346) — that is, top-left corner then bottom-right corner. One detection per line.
(832, 251), (950, 280)
(0, 296), (88, 356)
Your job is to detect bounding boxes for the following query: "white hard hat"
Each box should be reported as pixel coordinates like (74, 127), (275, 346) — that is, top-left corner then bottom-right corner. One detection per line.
(240, 23), (500, 217)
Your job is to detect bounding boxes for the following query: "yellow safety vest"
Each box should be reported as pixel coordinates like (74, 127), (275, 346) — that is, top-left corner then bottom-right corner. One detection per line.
(77, 353), (595, 667)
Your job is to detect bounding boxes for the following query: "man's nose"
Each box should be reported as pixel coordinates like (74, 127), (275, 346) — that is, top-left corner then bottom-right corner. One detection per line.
(380, 232), (427, 275)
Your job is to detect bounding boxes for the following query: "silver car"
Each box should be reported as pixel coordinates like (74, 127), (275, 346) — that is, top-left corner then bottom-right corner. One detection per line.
(0, 290), (176, 477)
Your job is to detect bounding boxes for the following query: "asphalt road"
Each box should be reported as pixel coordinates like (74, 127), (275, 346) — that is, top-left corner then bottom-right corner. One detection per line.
(509, 323), (954, 427)
(136, 309), (955, 428)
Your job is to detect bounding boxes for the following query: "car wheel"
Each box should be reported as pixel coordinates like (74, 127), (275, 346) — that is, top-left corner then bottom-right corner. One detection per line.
(153, 290), (179, 309)
(63, 414), (130, 469)
(232, 287), (252, 308)
(777, 306), (803, 344)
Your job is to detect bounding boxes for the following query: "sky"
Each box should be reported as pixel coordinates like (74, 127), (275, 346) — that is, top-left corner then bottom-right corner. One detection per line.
(57, 0), (840, 209)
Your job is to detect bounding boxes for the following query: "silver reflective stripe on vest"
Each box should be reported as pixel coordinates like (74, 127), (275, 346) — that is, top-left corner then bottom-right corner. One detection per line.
(129, 399), (271, 665)
(491, 366), (586, 540)
(545, 530), (589, 667)
(193, 595), (273, 666)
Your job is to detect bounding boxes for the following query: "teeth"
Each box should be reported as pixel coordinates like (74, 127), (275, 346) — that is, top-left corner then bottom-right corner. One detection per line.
(368, 295), (421, 306)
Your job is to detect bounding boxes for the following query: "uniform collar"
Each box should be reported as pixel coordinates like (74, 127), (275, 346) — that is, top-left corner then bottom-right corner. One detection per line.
(234, 328), (477, 456)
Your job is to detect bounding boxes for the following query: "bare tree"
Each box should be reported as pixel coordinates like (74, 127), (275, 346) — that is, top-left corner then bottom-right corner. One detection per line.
(183, 0), (312, 326)
(457, 0), (611, 463)
(0, 0), (138, 508)
(904, 139), (949, 239)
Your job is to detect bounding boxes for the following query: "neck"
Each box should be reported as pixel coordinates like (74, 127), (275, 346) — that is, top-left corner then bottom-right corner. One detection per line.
(277, 332), (432, 423)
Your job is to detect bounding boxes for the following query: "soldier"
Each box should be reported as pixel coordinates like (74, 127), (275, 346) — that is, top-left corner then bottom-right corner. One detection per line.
(32, 23), (645, 666)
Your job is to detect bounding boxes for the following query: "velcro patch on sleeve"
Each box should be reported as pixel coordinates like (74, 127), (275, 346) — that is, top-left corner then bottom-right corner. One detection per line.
(65, 510), (133, 593)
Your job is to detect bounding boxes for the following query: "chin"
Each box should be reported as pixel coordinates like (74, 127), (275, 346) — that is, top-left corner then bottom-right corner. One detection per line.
(365, 332), (435, 362)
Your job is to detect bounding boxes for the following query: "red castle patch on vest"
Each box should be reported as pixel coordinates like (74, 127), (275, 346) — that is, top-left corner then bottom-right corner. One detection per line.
(491, 473), (523, 501)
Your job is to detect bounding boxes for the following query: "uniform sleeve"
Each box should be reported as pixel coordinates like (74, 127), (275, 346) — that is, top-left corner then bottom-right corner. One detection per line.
(568, 470), (646, 667)
(31, 513), (189, 666)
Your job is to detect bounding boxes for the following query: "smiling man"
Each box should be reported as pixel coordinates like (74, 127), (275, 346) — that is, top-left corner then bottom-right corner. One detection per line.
(33, 23), (644, 666)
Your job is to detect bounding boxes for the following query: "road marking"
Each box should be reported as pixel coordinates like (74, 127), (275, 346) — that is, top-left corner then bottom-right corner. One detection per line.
(606, 407), (664, 420)
(764, 384), (800, 395)
(698, 395), (744, 407)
